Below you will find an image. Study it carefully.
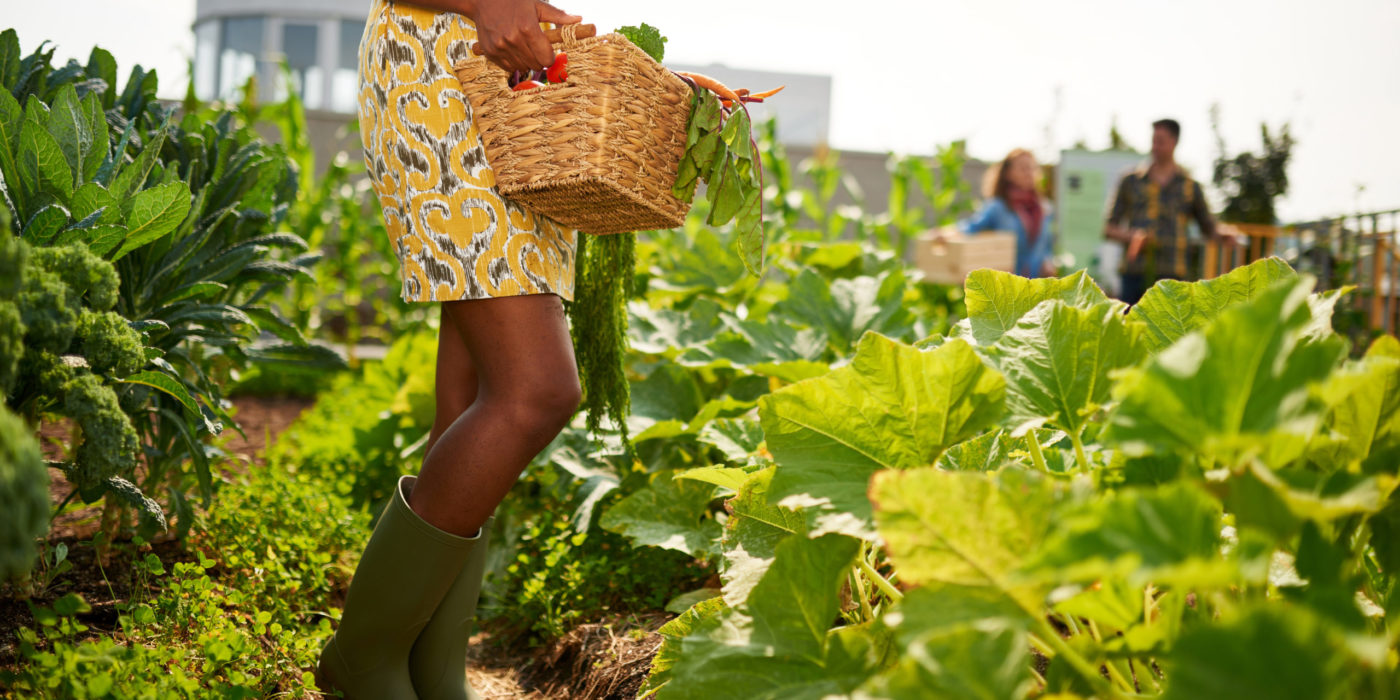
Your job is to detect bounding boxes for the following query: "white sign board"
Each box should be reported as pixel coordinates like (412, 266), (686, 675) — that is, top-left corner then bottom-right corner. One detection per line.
(1055, 149), (1144, 294)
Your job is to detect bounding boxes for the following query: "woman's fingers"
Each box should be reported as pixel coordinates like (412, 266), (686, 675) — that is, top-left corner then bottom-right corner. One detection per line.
(535, 2), (582, 26)
(475, 1), (584, 73)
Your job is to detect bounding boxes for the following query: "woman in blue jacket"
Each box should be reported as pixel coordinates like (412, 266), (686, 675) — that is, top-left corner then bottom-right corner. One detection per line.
(959, 148), (1055, 278)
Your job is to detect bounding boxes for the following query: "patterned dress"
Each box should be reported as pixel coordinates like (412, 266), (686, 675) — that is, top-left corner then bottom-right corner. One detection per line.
(358, 1), (577, 302)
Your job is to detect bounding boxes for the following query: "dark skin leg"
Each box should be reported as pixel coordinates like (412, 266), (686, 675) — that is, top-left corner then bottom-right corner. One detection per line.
(410, 293), (580, 537)
(425, 305), (479, 456)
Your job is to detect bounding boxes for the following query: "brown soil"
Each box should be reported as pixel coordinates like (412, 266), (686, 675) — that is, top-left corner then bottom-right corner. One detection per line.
(7, 395), (668, 699)
(519, 613), (670, 699)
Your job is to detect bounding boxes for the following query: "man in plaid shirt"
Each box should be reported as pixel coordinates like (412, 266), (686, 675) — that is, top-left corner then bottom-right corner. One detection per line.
(1104, 119), (1231, 304)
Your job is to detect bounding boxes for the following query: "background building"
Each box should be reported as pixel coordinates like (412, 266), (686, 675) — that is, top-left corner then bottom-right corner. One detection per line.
(193, 0), (365, 113)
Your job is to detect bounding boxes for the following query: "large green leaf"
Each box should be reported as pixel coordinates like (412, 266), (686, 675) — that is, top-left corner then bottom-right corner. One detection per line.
(871, 467), (1055, 608)
(107, 125), (166, 203)
(17, 114), (74, 202)
(69, 181), (115, 222)
(745, 533), (860, 658)
(1162, 606), (1357, 700)
(0, 89), (24, 208)
(1026, 482), (1227, 586)
(47, 84), (97, 191)
(762, 334), (1006, 539)
(627, 298), (723, 355)
(1128, 257), (1296, 353)
(962, 269), (1117, 346)
(1108, 278), (1347, 468)
(599, 470), (721, 558)
(21, 202), (69, 243)
(860, 587), (1033, 700)
(720, 467), (807, 606)
(1311, 336), (1400, 474)
(113, 180), (192, 259)
(645, 596), (728, 694)
(992, 300), (1148, 437)
(118, 371), (198, 415)
(773, 268), (916, 354)
(0, 29), (19, 89)
(658, 534), (869, 700)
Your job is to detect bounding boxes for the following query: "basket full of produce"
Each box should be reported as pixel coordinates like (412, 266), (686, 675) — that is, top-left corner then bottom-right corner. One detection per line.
(453, 22), (690, 235)
(453, 22), (778, 272)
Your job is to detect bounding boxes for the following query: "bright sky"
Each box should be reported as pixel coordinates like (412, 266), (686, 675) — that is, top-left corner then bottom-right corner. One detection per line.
(10, 0), (1399, 221)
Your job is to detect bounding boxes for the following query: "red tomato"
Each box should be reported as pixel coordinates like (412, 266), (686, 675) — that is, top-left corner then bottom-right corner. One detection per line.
(512, 80), (545, 92)
(546, 53), (569, 83)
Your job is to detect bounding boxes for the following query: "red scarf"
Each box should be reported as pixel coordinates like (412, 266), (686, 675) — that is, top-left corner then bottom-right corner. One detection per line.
(1006, 186), (1043, 243)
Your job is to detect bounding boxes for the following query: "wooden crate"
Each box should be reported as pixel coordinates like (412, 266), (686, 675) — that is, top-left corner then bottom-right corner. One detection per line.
(914, 228), (1017, 285)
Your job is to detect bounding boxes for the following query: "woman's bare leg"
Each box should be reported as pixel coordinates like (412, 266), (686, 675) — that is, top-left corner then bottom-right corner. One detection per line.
(426, 306), (479, 455)
(409, 293), (580, 537)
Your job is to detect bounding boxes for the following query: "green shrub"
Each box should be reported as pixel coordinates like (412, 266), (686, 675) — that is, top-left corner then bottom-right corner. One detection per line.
(1, 29), (343, 535)
(0, 404), (48, 582)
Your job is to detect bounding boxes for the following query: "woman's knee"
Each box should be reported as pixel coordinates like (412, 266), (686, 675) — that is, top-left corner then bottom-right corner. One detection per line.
(495, 376), (580, 433)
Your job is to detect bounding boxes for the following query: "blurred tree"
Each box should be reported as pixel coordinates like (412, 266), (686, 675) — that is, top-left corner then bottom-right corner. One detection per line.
(1210, 104), (1295, 225)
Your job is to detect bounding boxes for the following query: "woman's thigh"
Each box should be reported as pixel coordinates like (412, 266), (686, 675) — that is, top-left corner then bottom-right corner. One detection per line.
(439, 293), (579, 407)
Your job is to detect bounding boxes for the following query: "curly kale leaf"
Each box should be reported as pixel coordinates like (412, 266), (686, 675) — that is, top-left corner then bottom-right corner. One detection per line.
(617, 23), (666, 63)
(0, 303), (21, 397)
(63, 373), (139, 495)
(18, 266), (77, 355)
(0, 406), (49, 581)
(0, 236), (25, 301)
(30, 244), (120, 311)
(79, 310), (145, 378)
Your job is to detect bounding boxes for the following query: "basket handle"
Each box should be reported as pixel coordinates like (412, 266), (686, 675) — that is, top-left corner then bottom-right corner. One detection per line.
(470, 23), (597, 55)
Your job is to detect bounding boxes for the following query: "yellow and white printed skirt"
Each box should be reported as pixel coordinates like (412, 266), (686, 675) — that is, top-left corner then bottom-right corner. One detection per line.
(358, 1), (577, 302)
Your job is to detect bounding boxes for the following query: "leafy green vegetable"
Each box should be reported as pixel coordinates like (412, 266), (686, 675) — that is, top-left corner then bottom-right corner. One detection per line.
(1109, 277), (1347, 468)
(990, 300), (1147, 467)
(599, 470), (721, 558)
(673, 87), (766, 275)
(0, 404), (49, 581)
(616, 23), (667, 63)
(1127, 257), (1297, 352)
(761, 333), (1006, 539)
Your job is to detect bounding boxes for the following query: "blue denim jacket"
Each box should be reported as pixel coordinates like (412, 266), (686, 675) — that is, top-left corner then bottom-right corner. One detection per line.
(958, 197), (1055, 278)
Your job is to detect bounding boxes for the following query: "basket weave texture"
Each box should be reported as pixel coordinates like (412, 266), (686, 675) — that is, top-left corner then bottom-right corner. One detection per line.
(453, 25), (695, 235)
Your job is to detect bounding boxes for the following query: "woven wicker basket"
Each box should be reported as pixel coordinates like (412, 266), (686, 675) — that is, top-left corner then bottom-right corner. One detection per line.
(453, 24), (695, 235)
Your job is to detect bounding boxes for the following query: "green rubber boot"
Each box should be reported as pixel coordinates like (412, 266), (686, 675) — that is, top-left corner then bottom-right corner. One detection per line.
(409, 516), (493, 700)
(317, 475), (480, 699)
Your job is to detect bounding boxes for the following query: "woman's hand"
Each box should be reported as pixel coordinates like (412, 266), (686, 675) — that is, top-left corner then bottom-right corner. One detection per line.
(469, 0), (581, 74)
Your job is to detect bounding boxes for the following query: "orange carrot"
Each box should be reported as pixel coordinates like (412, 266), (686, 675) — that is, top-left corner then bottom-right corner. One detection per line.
(747, 86), (785, 99)
(674, 71), (742, 104)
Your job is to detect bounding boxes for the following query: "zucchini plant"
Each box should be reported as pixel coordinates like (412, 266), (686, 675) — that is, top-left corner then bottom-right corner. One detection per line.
(607, 258), (1400, 698)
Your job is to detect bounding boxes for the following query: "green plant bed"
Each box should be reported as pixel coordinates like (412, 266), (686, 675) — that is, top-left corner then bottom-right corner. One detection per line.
(1, 461), (368, 697)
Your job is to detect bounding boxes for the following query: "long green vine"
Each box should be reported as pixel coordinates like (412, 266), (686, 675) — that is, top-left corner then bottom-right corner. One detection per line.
(567, 231), (635, 452)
